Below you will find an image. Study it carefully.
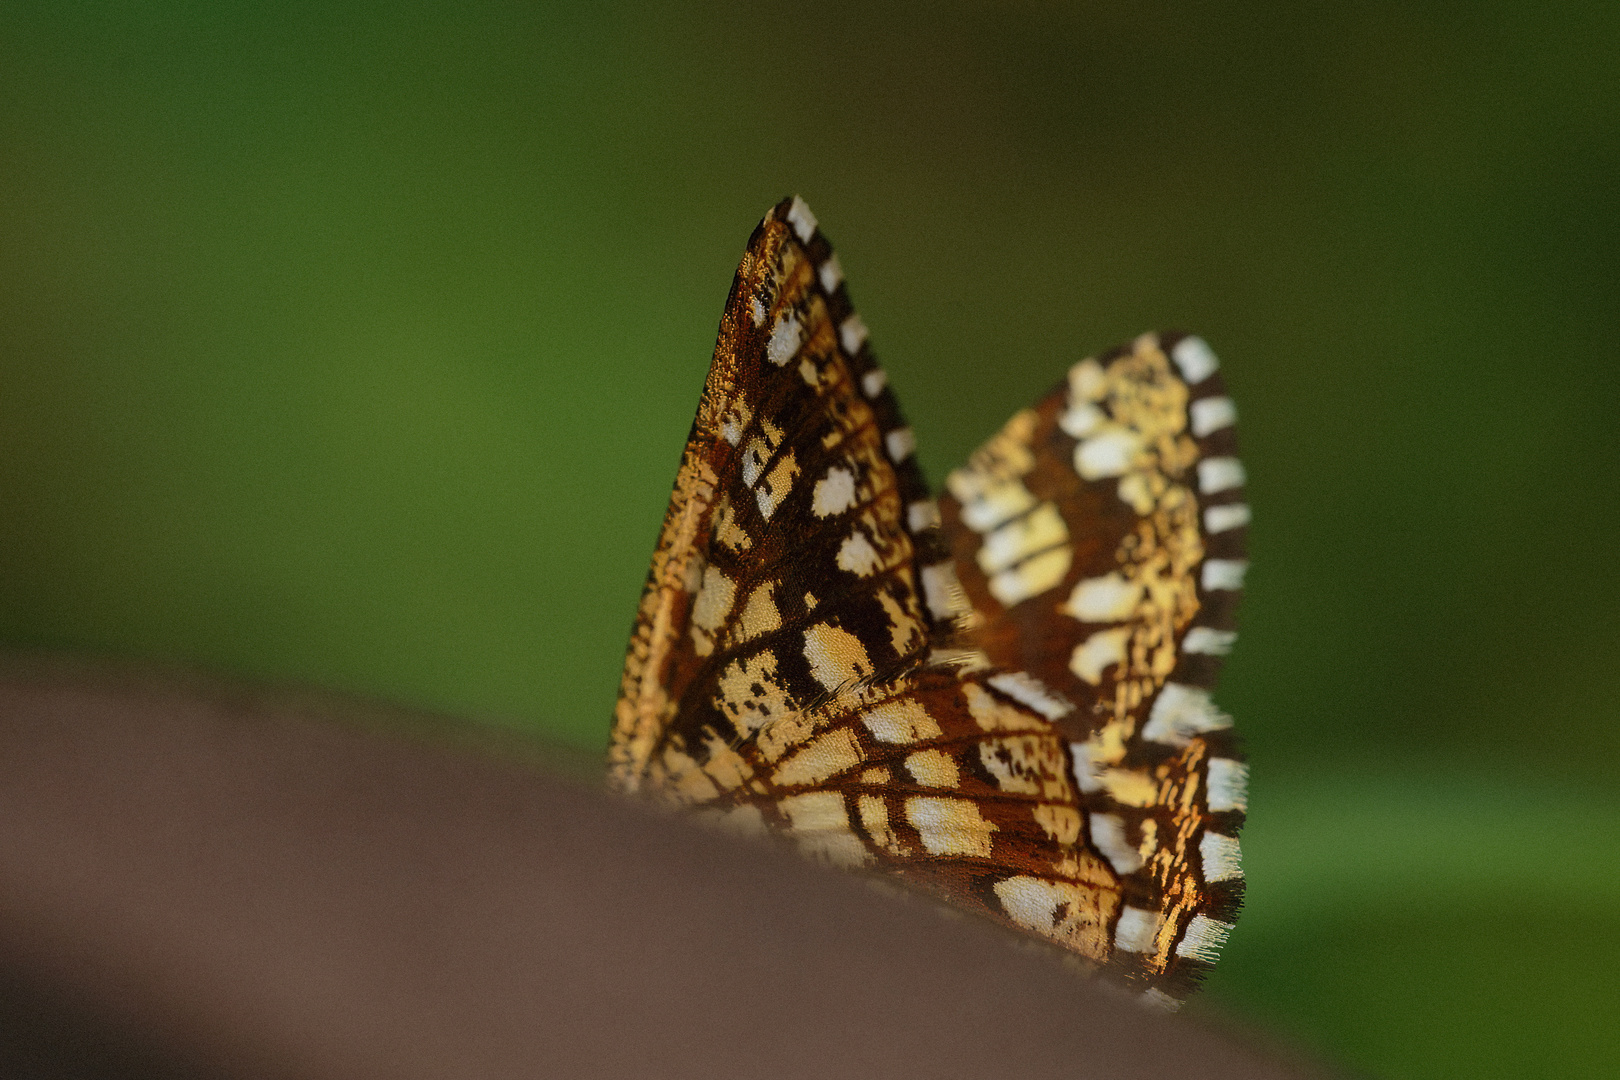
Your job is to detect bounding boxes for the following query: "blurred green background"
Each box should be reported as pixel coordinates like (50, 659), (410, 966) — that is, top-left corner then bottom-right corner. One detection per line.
(2, 1), (1617, 1075)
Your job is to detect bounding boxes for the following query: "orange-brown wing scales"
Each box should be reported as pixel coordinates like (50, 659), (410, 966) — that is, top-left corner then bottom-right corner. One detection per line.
(641, 665), (1129, 966)
(611, 198), (939, 796)
(612, 198), (1247, 1007)
(938, 332), (1248, 997)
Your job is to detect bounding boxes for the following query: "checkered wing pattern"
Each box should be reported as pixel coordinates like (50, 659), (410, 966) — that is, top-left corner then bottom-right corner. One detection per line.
(934, 333), (1248, 995)
(609, 197), (1246, 1004)
(609, 196), (938, 798)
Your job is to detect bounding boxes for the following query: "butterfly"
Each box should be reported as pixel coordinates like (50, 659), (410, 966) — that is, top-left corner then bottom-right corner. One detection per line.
(608, 197), (1247, 1006)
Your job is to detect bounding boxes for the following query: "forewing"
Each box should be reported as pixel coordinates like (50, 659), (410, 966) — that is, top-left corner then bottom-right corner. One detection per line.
(609, 197), (941, 795)
(938, 332), (1249, 995)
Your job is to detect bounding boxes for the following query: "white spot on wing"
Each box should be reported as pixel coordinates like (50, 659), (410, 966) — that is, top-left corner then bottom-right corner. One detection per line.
(1203, 503), (1251, 534)
(689, 565), (735, 656)
(963, 682), (1046, 733)
(749, 296), (766, 327)
(1190, 396), (1237, 437)
(993, 876), (1103, 948)
(1171, 336), (1219, 384)
(1202, 559), (1248, 591)
(1068, 357), (1106, 401)
(1206, 758), (1249, 812)
(691, 565), (736, 633)
(778, 791), (871, 868)
(786, 196), (818, 242)
(1183, 626), (1238, 655)
(1114, 906), (1162, 952)
(956, 477), (1037, 533)
(861, 368), (887, 398)
(802, 622), (872, 690)
(1075, 429), (1142, 480)
(860, 699), (942, 743)
(839, 314), (869, 355)
(920, 562), (974, 623)
(754, 451), (798, 520)
(741, 440), (766, 488)
(778, 790), (846, 831)
(1070, 627), (1130, 684)
(836, 530), (882, 576)
(1200, 831), (1243, 882)
(903, 748), (959, 788)
(1175, 914), (1235, 963)
(988, 547), (1071, 606)
(1069, 741), (1104, 793)
(772, 728), (862, 787)
(1197, 457), (1246, 494)
(818, 254), (843, 292)
(1090, 813), (1143, 873)
(737, 581), (782, 641)
(976, 504), (1068, 574)
(767, 312), (802, 366)
(812, 466), (857, 517)
(885, 427), (916, 463)
(1142, 683), (1232, 746)
(986, 672), (1074, 720)
(1063, 572), (1141, 623)
(907, 499), (941, 532)
(1058, 401), (1106, 438)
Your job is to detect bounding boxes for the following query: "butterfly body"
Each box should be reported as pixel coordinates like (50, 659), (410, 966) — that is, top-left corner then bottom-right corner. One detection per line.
(610, 198), (1246, 1005)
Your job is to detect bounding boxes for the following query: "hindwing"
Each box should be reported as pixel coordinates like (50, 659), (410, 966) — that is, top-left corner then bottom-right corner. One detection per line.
(937, 333), (1249, 994)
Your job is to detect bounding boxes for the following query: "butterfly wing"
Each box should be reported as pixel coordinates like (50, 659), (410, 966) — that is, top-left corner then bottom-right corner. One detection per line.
(937, 332), (1248, 994)
(610, 198), (1132, 964)
(611, 198), (1245, 1004)
(609, 197), (940, 797)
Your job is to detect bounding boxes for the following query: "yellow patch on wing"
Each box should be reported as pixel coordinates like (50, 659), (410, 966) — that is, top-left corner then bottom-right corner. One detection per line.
(963, 682), (1046, 732)
(1032, 803), (1082, 846)
(736, 580), (782, 643)
(992, 876), (1117, 961)
(859, 698), (943, 744)
(977, 735), (1073, 800)
(857, 794), (906, 854)
(904, 796), (997, 857)
(689, 564), (736, 657)
(715, 650), (797, 737)
(902, 748), (960, 788)
(778, 791), (870, 868)
(877, 581), (927, 657)
(802, 621), (874, 690)
(772, 727), (865, 787)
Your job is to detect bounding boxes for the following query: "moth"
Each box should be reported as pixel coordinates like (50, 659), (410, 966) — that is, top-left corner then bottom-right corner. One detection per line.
(609, 197), (1247, 1005)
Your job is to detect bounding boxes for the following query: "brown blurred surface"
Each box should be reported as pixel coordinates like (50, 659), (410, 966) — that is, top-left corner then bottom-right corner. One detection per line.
(0, 655), (1321, 1079)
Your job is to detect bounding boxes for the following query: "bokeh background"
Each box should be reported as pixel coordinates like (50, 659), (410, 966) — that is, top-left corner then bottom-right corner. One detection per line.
(2, 2), (1617, 1075)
